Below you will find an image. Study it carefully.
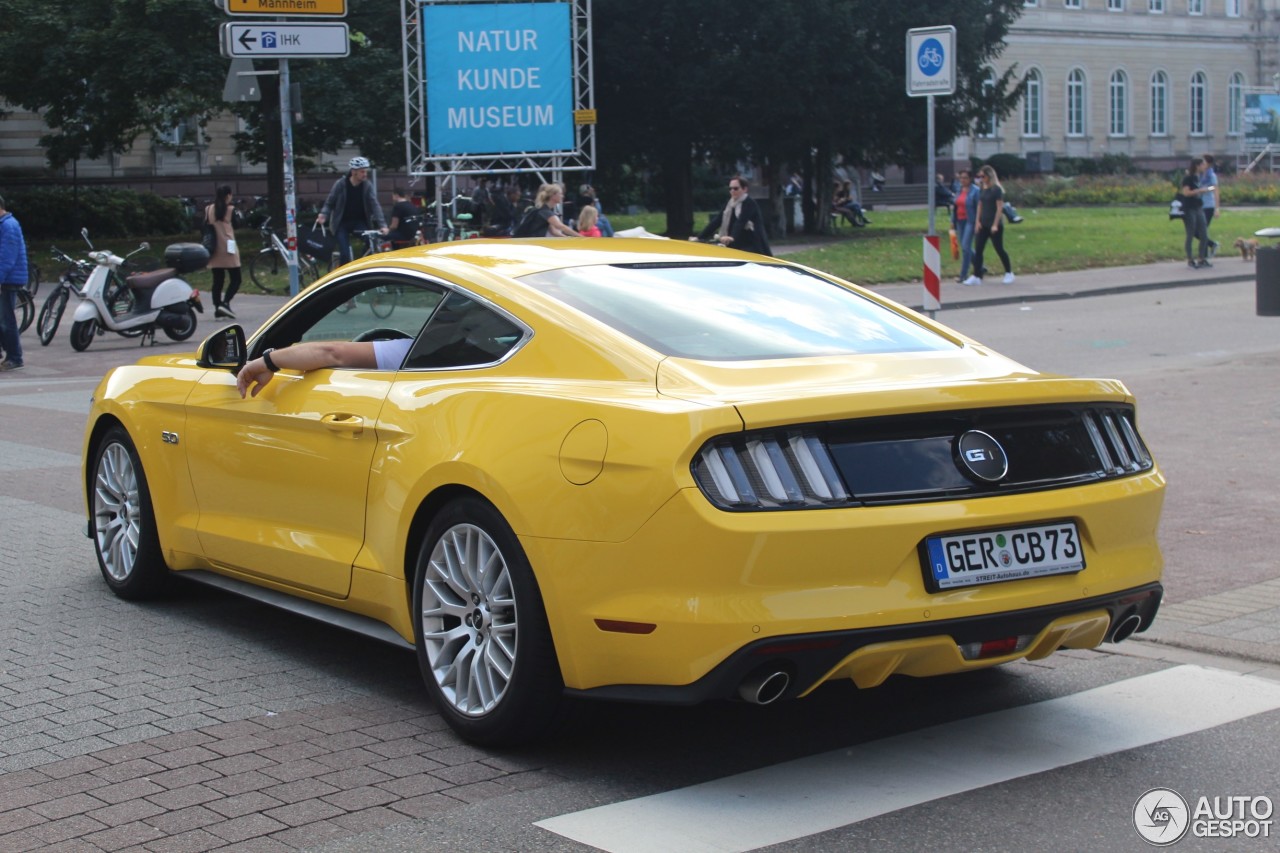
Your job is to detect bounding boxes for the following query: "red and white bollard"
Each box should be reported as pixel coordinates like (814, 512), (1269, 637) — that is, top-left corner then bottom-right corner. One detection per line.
(922, 234), (941, 314)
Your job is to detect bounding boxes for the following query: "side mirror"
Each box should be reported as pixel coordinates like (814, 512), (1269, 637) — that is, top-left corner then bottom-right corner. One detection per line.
(196, 325), (247, 372)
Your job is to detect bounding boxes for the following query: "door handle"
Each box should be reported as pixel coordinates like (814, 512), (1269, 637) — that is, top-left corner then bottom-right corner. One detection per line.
(321, 413), (365, 435)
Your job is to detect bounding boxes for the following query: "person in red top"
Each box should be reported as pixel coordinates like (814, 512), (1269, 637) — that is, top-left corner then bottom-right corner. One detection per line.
(950, 170), (978, 283)
(577, 205), (602, 237)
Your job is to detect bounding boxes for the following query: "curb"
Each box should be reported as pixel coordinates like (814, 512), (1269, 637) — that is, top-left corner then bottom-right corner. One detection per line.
(891, 271), (1255, 312)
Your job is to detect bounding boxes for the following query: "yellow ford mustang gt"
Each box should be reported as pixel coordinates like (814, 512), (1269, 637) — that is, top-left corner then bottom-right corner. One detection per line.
(83, 238), (1164, 744)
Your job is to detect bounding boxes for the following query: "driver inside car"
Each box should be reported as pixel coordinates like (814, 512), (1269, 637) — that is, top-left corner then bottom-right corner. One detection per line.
(236, 337), (412, 398)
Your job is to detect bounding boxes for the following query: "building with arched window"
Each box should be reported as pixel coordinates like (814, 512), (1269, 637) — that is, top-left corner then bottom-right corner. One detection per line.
(954, 0), (1279, 171)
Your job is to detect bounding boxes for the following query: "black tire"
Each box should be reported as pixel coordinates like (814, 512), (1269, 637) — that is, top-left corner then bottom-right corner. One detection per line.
(412, 497), (565, 746)
(90, 425), (168, 599)
(16, 288), (34, 333)
(70, 318), (97, 352)
(38, 287), (68, 346)
(248, 248), (290, 293)
(369, 285), (398, 319)
(161, 303), (198, 341)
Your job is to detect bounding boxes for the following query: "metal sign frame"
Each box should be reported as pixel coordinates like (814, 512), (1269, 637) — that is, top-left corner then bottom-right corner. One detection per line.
(402, 0), (596, 209)
(906, 25), (956, 98)
(222, 22), (350, 59)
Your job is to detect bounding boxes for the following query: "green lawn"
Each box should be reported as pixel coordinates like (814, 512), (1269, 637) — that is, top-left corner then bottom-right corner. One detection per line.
(31, 204), (1275, 297)
(612, 206), (1278, 285)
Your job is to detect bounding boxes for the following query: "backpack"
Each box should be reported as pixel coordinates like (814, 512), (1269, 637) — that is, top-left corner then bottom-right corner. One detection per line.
(512, 207), (541, 238)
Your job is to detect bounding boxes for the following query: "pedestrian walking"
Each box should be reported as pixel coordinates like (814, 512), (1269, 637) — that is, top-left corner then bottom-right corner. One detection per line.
(951, 169), (978, 284)
(963, 165), (1014, 285)
(205, 185), (242, 319)
(1178, 157), (1213, 269)
(0, 193), (29, 371)
(695, 175), (772, 256)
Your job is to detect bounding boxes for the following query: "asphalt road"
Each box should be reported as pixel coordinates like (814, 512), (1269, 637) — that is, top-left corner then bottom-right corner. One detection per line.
(1, 279), (1277, 852)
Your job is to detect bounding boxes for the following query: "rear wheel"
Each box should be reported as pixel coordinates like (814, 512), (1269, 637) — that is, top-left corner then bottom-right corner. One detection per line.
(91, 425), (168, 599)
(248, 248), (288, 293)
(162, 303), (198, 341)
(413, 497), (565, 746)
(70, 318), (97, 351)
(37, 287), (68, 346)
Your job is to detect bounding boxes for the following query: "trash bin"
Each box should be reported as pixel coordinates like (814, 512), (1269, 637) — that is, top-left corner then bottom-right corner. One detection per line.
(1257, 245), (1280, 316)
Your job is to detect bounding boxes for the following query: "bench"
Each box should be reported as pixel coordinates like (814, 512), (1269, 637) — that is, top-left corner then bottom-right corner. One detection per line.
(861, 184), (934, 209)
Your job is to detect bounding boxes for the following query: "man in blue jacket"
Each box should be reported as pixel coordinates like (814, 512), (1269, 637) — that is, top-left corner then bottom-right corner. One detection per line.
(0, 194), (28, 371)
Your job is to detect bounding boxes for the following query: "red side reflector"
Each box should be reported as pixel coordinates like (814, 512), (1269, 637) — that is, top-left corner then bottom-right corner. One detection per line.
(978, 637), (1020, 658)
(594, 619), (657, 635)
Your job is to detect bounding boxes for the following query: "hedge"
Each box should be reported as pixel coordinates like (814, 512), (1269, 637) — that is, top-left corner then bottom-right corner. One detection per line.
(0, 186), (188, 240)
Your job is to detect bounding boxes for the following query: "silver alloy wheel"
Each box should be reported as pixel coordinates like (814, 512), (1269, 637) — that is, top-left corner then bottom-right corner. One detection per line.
(93, 442), (140, 582)
(420, 523), (518, 716)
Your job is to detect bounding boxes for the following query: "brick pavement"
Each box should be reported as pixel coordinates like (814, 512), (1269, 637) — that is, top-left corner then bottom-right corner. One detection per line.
(0, 494), (562, 851)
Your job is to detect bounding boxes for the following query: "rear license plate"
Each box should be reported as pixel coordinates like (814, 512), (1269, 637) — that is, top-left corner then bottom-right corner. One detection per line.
(922, 521), (1084, 591)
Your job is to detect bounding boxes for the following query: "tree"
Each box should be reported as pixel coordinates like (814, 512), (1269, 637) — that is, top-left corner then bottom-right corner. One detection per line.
(0, 0), (226, 167)
(592, 0), (1026, 236)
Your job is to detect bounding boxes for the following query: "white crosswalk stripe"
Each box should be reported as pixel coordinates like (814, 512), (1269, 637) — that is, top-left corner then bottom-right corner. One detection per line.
(536, 665), (1280, 853)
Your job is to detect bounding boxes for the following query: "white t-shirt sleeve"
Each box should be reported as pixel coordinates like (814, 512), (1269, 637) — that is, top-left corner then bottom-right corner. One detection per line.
(373, 337), (413, 371)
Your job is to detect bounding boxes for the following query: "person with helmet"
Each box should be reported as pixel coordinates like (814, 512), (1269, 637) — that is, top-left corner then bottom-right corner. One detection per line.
(316, 156), (387, 266)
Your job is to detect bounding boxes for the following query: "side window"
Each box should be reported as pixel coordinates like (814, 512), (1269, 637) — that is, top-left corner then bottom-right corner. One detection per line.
(405, 291), (525, 369)
(298, 279), (445, 350)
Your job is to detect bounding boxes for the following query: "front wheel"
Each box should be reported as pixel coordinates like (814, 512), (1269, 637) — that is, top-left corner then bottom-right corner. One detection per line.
(16, 288), (34, 333)
(369, 285), (398, 319)
(161, 303), (198, 341)
(70, 318), (97, 351)
(413, 497), (565, 746)
(91, 425), (168, 598)
(38, 287), (68, 346)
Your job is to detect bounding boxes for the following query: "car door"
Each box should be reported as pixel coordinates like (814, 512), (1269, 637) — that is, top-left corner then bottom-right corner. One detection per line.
(183, 274), (444, 598)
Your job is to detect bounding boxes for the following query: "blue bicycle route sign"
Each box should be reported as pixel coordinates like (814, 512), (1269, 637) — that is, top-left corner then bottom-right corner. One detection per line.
(906, 25), (955, 97)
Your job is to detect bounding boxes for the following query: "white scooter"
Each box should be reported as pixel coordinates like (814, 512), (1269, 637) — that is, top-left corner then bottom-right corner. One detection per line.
(68, 228), (207, 352)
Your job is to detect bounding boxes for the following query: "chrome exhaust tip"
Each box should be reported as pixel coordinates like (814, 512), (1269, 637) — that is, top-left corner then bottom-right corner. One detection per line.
(738, 669), (791, 705)
(1111, 612), (1143, 643)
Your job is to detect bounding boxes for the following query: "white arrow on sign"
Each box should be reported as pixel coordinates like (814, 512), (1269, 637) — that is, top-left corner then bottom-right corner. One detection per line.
(222, 22), (350, 59)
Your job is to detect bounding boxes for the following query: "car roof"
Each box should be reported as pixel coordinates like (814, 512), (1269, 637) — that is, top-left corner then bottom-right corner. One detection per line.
(390, 237), (782, 279)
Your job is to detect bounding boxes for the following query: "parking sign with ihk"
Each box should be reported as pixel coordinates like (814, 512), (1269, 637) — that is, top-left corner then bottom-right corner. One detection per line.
(906, 25), (955, 97)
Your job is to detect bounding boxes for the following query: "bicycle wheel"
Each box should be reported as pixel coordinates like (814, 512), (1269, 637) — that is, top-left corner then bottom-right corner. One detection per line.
(17, 288), (35, 333)
(369, 285), (398, 319)
(248, 248), (289, 293)
(38, 287), (69, 346)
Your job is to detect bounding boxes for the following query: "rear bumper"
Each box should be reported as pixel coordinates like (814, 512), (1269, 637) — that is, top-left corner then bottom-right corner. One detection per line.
(564, 582), (1161, 705)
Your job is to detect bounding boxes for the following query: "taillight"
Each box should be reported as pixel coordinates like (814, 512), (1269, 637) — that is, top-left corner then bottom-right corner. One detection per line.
(692, 431), (849, 510)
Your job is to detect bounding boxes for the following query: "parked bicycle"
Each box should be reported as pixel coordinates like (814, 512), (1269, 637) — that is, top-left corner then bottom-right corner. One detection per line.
(247, 216), (325, 293)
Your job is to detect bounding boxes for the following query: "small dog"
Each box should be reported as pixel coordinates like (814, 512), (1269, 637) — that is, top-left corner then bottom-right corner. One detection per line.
(1234, 237), (1259, 261)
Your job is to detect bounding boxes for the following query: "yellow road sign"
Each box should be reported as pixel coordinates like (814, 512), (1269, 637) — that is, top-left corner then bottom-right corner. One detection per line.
(224, 0), (347, 17)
